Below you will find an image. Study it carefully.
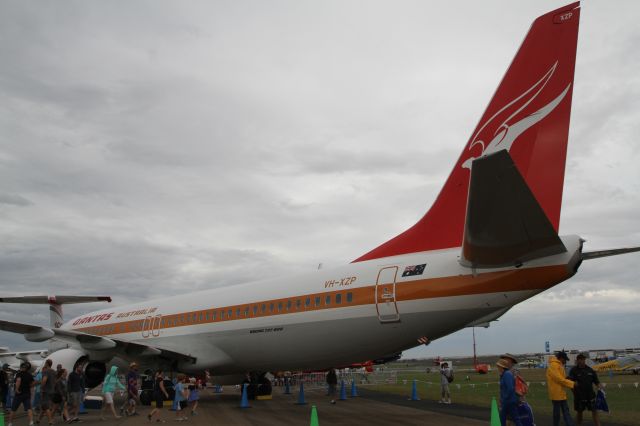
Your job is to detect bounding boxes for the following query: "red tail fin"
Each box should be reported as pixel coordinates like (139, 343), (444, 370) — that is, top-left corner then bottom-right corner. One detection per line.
(354, 3), (580, 263)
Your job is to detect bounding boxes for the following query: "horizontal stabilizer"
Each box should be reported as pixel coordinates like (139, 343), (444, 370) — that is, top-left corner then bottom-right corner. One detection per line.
(582, 246), (640, 260)
(461, 150), (567, 268)
(0, 296), (111, 304)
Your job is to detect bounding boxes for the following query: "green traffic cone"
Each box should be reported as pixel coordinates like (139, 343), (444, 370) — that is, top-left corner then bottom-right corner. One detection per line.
(310, 405), (319, 426)
(490, 397), (500, 426)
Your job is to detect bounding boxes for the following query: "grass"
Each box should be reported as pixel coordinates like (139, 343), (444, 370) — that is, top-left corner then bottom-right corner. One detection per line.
(367, 364), (640, 425)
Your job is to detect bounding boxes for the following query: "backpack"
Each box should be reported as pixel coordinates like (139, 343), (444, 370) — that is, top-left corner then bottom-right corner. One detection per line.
(515, 374), (528, 396)
(447, 370), (454, 383)
(516, 401), (535, 426)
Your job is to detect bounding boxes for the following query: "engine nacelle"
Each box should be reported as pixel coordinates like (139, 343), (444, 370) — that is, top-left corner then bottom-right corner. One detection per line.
(44, 348), (106, 389)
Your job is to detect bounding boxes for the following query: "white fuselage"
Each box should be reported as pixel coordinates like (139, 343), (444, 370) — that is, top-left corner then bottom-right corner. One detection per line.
(63, 235), (582, 374)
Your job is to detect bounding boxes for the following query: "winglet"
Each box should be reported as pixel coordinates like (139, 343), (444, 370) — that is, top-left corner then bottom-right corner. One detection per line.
(460, 150), (566, 268)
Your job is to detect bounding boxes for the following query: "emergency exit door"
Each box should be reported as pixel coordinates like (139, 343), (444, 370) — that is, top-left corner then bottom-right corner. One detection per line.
(375, 266), (400, 323)
(142, 314), (162, 338)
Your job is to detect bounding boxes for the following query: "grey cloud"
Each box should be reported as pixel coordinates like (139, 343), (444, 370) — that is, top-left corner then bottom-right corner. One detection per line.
(0, 193), (32, 206)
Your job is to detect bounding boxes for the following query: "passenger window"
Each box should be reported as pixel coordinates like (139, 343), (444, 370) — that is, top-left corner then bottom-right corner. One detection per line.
(244, 307), (249, 316)
(221, 311), (225, 319)
(199, 313), (203, 322)
(213, 311), (217, 320)
(305, 297), (311, 307)
(236, 308), (241, 317)
(287, 300), (292, 311)
(336, 294), (342, 304)
(347, 292), (353, 303)
(315, 296), (320, 307)
(253, 306), (258, 315)
(325, 295), (331, 305)
(262, 304), (266, 313)
(278, 302), (283, 312)
(228, 309), (233, 318)
(296, 299), (301, 309)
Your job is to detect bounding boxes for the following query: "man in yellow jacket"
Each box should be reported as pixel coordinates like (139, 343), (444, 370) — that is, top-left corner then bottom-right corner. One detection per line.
(546, 351), (576, 426)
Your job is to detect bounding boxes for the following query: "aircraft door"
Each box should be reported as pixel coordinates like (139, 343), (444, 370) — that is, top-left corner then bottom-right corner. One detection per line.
(151, 314), (161, 337)
(375, 266), (400, 323)
(141, 315), (152, 338)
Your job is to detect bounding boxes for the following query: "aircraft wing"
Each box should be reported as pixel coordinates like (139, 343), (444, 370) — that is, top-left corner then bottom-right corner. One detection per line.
(0, 349), (49, 370)
(581, 247), (640, 260)
(0, 319), (195, 364)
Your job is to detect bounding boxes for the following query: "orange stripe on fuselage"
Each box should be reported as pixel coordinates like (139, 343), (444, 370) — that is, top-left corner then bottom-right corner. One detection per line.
(72, 265), (569, 336)
(398, 264), (569, 300)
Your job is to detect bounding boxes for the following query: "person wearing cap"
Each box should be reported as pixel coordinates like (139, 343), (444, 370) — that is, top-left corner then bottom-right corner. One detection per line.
(546, 351), (576, 426)
(7, 362), (35, 426)
(501, 353), (529, 399)
(569, 354), (602, 426)
(496, 359), (522, 426)
(120, 362), (140, 417)
(500, 354), (518, 369)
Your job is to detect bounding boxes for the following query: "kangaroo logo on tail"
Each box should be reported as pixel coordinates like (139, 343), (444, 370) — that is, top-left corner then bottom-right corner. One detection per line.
(461, 61), (571, 170)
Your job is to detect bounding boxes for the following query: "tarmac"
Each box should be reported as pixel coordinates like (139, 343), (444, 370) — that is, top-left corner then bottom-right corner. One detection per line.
(5, 386), (487, 426)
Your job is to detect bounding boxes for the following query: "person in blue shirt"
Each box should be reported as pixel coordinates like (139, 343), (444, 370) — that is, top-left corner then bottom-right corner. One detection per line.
(497, 358), (522, 426)
(173, 375), (189, 421)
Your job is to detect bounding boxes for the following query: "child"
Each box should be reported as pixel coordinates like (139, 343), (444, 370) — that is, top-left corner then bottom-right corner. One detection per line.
(173, 375), (189, 421)
(188, 378), (200, 416)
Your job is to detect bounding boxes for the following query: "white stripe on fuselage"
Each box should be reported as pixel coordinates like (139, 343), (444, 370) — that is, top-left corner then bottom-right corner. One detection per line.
(62, 235), (581, 372)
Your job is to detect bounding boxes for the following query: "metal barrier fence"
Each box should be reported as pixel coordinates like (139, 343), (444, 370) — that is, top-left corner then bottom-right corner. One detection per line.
(273, 370), (398, 389)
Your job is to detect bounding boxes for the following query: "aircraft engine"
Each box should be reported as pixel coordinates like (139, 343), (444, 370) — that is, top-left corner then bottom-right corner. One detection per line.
(44, 348), (107, 388)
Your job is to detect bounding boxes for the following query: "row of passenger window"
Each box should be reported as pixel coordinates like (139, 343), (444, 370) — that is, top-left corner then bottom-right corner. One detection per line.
(161, 291), (354, 327)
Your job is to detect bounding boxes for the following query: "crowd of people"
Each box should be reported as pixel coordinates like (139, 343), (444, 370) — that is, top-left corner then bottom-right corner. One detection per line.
(2, 362), (205, 426)
(2, 353), (606, 426)
(494, 351), (603, 426)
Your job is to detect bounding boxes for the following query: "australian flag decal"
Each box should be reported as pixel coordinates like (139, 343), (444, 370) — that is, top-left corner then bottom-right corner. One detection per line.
(402, 263), (426, 277)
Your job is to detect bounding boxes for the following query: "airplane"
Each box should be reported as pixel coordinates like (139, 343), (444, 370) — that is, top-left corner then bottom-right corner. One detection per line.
(1, 2), (639, 388)
(592, 354), (640, 374)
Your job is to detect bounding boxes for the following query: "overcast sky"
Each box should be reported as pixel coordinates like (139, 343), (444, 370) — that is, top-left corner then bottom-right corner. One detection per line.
(1, 1), (639, 360)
